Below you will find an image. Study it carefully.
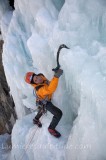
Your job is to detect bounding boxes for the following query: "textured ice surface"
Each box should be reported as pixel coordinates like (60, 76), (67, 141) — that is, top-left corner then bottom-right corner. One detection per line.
(1, 0), (106, 159)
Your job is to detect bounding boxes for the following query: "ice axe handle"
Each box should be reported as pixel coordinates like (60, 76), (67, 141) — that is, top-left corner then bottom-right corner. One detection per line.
(52, 64), (60, 72)
(52, 44), (69, 72)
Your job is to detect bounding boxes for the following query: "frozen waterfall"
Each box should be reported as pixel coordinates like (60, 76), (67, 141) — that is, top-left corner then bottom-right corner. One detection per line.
(1, 0), (106, 160)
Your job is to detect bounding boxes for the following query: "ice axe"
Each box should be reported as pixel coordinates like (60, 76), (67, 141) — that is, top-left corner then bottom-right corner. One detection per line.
(52, 44), (70, 72)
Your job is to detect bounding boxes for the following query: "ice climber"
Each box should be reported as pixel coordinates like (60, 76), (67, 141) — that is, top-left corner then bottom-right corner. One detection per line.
(25, 69), (63, 138)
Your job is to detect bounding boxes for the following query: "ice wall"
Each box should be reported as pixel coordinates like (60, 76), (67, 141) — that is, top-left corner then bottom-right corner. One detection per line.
(1, 0), (106, 159)
(0, 0), (12, 39)
(57, 0), (106, 159)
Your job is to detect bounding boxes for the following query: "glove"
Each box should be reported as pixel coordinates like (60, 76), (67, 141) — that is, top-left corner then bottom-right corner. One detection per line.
(54, 69), (63, 78)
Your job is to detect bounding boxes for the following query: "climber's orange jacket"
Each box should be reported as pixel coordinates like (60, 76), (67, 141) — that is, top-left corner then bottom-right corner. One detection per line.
(31, 74), (59, 101)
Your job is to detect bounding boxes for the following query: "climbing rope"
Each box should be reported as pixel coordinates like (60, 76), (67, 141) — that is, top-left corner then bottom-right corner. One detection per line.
(14, 114), (45, 160)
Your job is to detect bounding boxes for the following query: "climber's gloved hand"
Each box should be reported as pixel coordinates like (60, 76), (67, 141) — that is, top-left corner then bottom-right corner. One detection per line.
(54, 69), (63, 78)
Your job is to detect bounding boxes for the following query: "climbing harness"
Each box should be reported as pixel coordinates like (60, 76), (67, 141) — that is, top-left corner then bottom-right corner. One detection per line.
(33, 87), (49, 114)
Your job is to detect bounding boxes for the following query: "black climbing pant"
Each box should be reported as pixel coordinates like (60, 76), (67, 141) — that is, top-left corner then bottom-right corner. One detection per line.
(35, 101), (62, 129)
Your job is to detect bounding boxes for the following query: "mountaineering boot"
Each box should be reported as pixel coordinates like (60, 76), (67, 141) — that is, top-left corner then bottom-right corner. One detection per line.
(33, 118), (42, 128)
(48, 128), (61, 138)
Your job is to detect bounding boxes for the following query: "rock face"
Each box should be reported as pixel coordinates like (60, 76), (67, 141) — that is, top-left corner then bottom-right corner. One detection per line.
(0, 39), (17, 135)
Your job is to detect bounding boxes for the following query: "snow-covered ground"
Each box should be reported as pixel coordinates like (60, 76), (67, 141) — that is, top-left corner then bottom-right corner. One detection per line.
(1, 0), (106, 159)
